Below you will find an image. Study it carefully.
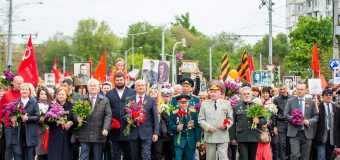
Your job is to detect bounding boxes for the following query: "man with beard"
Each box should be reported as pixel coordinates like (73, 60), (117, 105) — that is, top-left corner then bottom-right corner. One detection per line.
(105, 72), (135, 160)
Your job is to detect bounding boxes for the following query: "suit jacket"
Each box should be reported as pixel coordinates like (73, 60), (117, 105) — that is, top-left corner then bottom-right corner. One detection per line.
(198, 99), (233, 143)
(284, 96), (318, 139)
(333, 103), (340, 147)
(105, 87), (135, 141)
(315, 102), (337, 145)
(11, 98), (40, 146)
(75, 94), (112, 143)
(125, 95), (159, 140)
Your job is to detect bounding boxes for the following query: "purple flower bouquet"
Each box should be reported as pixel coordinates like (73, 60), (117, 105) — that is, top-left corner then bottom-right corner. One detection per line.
(0, 70), (15, 87)
(229, 96), (241, 107)
(45, 102), (67, 124)
(2, 102), (26, 127)
(224, 81), (240, 97)
(292, 108), (303, 125)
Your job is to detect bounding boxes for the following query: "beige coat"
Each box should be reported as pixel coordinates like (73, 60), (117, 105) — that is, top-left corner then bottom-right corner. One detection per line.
(198, 99), (233, 143)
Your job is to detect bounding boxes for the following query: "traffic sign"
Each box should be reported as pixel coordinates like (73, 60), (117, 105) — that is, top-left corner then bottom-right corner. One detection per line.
(266, 65), (276, 71)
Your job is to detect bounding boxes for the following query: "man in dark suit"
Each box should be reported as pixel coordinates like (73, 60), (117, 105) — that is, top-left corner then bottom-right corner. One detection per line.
(284, 82), (318, 160)
(125, 79), (159, 160)
(315, 88), (337, 160)
(105, 72), (135, 160)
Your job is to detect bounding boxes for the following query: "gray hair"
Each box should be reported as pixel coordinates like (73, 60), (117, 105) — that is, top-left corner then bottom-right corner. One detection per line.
(20, 83), (31, 90)
(240, 86), (252, 95)
(135, 79), (146, 86)
(87, 78), (100, 86)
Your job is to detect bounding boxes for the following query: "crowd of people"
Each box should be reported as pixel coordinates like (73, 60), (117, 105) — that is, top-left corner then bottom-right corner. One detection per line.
(1, 68), (340, 160)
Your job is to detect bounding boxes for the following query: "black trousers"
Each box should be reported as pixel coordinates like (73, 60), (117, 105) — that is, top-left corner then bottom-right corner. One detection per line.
(151, 139), (174, 160)
(238, 142), (258, 160)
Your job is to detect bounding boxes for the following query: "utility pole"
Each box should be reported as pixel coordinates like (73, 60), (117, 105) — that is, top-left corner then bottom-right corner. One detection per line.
(161, 26), (165, 61)
(259, 0), (273, 64)
(268, 0), (273, 64)
(7, 0), (13, 71)
(333, 0), (339, 59)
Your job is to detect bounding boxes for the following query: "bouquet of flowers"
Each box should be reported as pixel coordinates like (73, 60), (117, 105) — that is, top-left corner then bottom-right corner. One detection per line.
(198, 142), (206, 158)
(291, 108), (303, 126)
(111, 118), (121, 129)
(264, 103), (278, 115)
(229, 96), (241, 107)
(333, 148), (340, 158)
(224, 81), (240, 97)
(45, 102), (67, 124)
(158, 101), (174, 115)
(72, 100), (93, 127)
(123, 101), (147, 136)
(246, 104), (271, 129)
(176, 110), (186, 144)
(0, 70), (15, 87)
(2, 102), (26, 127)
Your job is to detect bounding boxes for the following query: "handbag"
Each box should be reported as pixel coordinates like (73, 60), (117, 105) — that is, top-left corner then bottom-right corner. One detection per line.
(259, 130), (271, 143)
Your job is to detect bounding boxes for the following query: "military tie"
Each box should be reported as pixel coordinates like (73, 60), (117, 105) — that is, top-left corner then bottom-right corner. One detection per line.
(214, 101), (217, 110)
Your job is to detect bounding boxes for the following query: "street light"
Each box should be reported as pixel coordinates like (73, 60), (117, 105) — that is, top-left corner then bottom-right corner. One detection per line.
(7, 0), (43, 71)
(125, 47), (143, 70)
(172, 38), (186, 84)
(159, 53), (172, 61)
(122, 32), (147, 70)
(69, 54), (83, 62)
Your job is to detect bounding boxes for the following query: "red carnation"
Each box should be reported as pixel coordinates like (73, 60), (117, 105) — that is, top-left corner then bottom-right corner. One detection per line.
(177, 110), (186, 117)
(202, 145), (206, 151)
(111, 118), (121, 129)
(223, 119), (230, 126)
(132, 111), (140, 118)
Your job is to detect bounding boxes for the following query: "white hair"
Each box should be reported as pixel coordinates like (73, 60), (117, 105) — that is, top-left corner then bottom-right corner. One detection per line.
(240, 86), (252, 95)
(135, 79), (146, 86)
(87, 78), (100, 86)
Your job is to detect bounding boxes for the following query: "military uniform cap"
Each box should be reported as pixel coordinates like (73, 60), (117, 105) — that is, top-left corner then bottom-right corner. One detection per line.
(176, 94), (191, 102)
(179, 77), (194, 87)
(208, 80), (226, 93)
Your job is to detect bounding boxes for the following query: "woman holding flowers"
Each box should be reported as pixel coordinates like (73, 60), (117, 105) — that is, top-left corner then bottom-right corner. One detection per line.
(35, 86), (54, 160)
(10, 83), (40, 160)
(46, 87), (74, 160)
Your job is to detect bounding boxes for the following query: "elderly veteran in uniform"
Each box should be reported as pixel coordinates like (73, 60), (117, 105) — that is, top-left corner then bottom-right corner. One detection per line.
(198, 80), (233, 160)
(230, 86), (267, 160)
(171, 78), (200, 109)
(169, 95), (202, 160)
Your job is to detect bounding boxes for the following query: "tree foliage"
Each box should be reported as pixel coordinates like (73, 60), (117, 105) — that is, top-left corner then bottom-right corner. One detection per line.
(284, 17), (332, 79)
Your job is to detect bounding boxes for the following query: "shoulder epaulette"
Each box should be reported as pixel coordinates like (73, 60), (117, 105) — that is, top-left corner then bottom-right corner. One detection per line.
(172, 109), (179, 114)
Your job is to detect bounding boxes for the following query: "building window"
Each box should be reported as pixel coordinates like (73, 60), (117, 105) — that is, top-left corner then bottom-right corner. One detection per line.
(307, 12), (313, 17)
(326, 11), (332, 17)
(313, 0), (318, 7)
(298, 3), (304, 10)
(326, 0), (331, 6)
(307, 0), (312, 7)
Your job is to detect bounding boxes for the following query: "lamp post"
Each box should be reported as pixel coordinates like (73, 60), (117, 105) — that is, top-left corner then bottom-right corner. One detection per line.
(69, 54), (83, 62)
(7, 0), (43, 71)
(125, 32), (147, 69)
(125, 47), (143, 70)
(172, 38), (186, 84)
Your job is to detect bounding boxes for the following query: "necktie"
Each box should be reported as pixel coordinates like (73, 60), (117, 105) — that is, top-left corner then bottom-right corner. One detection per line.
(91, 97), (96, 108)
(299, 98), (304, 130)
(214, 101), (217, 110)
(299, 99), (303, 108)
(326, 103), (331, 129)
(138, 96), (143, 105)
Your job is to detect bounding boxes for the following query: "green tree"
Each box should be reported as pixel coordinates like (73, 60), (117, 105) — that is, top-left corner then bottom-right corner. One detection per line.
(284, 17), (332, 79)
(174, 12), (198, 35)
(72, 18), (122, 68)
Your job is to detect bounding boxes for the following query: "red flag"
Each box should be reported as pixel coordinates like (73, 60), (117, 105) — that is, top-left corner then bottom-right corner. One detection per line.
(64, 71), (70, 77)
(321, 74), (327, 89)
(248, 55), (255, 72)
(93, 51), (107, 82)
(311, 44), (321, 78)
(51, 56), (59, 83)
(17, 35), (39, 87)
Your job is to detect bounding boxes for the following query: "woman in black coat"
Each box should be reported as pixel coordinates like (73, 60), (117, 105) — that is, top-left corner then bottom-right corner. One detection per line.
(46, 87), (75, 160)
(11, 83), (40, 160)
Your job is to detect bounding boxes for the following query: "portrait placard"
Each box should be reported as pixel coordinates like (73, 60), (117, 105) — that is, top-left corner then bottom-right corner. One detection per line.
(157, 61), (170, 84)
(181, 60), (198, 73)
(334, 67), (340, 84)
(251, 71), (271, 87)
(44, 73), (55, 86)
(308, 79), (322, 95)
(73, 62), (91, 86)
(142, 59), (159, 83)
(284, 76), (295, 91)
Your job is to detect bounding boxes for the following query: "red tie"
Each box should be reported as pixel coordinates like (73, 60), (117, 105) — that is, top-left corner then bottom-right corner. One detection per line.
(138, 96), (143, 105)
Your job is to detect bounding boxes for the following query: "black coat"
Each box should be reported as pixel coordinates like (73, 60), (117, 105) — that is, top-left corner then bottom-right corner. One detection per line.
(11, 98), (40, 146)
(105, 87), (135, 141)
(46, 101), (74, 160)
(126, 95), (159, 140)
(332, 103), (340, 147)
(74, 94), (112, 143)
